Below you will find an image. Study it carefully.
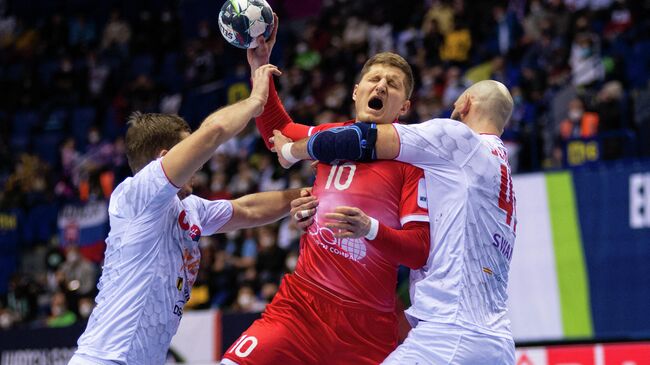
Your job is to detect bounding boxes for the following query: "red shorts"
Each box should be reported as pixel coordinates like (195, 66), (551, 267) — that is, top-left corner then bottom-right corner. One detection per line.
(222, 273), (399, 365)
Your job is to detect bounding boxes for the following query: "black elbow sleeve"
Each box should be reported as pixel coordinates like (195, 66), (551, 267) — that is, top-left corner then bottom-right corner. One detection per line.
(307, 123), (378, 164)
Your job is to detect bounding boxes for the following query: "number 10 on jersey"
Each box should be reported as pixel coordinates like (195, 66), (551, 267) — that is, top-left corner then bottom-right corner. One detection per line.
(324, 163), (357, 191)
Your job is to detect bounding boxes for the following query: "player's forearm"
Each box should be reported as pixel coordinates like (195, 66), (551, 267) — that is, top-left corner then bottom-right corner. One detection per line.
(287, 138), (311, 161)
(255, 78), (292, 149)
(202, 96), (264, 147)
(255, 78), (310, 149)
(370, 221), (430, 269)
(223, 188), (303, 231)
(162, 97), (263, 187)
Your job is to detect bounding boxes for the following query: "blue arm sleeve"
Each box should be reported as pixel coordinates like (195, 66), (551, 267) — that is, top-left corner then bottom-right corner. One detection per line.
(307, 122), (378, 164)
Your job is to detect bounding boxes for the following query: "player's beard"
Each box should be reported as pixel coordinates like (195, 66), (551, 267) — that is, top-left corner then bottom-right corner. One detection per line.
(451, 110), (460, 121)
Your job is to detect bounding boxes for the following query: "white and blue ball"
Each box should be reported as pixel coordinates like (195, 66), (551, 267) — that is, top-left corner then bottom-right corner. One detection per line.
(218, 0), (274, 49)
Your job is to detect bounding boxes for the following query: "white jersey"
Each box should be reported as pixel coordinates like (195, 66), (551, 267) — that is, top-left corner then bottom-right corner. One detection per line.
(394, 119), (516, 339)
(74, 159), (233, 364)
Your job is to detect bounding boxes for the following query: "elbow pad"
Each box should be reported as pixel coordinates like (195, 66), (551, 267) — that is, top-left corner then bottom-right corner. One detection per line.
(307, 123), (378, 164)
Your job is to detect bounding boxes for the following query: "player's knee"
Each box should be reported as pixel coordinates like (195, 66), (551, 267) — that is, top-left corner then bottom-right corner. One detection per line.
(308, 122), (378, 164)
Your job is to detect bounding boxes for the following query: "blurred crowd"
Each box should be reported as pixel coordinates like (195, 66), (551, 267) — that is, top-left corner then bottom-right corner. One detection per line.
(1, 0), (649, 330)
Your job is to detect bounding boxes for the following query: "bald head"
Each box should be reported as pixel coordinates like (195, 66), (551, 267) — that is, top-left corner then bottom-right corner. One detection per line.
(457, 80), (513, 133)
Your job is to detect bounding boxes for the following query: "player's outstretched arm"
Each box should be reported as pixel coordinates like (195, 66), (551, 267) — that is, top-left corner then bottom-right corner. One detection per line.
(217, 188), (304, 232)
(246, 14), (313, 150)
(270, 123), (400, 168)
(161, 64), (281, 187)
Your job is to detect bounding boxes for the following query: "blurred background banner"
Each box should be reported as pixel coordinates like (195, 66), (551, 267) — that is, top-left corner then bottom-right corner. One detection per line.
(57, 200), (108, 263)
(515, 342), (650, 365)
(509, 161), (650, 343)
(0, 324), (82, 365)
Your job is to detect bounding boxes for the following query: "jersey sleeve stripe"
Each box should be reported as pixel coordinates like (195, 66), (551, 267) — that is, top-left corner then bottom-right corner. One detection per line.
(308, 126), (315, 136)
(401, 214), (430, 226)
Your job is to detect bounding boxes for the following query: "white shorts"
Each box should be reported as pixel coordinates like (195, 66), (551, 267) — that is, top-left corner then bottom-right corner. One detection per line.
(381, 321), (515, 365)
(68, 353), (121, 365)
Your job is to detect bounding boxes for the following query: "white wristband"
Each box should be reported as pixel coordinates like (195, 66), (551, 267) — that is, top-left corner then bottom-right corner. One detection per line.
(365, 217), (379, 240)
(281, 143), (300, 164)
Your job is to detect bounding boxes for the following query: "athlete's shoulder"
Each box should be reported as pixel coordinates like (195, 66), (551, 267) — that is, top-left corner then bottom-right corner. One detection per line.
(422, 118), (475, 138)
(108, 177), (132, 216)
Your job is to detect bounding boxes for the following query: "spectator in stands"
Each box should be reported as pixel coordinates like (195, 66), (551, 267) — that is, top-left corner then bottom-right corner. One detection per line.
(51, 56), (84, 104)
(68, 14), (96, 51)
(101, 9), (131, 56)
(421, 18), (444, 67)
(255, 226), (285, 284)
(57, 245), (97, 299)
(423, 0), (454, 35)
(234, 285), (266, 313)
(570, 32), (605, 87)
(596, 81), (627, 160)
(0, 306), (16, 330)
(440, 16), (472, 64)
(77, 296), (95, 320)
(559, 98), (599, 141)
(46, 291), (76, 328)
(209, 248), (237, 308)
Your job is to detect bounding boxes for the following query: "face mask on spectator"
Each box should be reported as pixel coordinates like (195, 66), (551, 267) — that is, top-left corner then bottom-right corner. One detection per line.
(260, 236), (274, 248)
(286, 255), (298, 272)
(52, 305), (65, 316)
(569, 109), (583, 121)
(211, 180), (224, 191)
(238, 293), (253, 308)
(67, 251), (80, 263)
(79, 302), (93, 318)
(0, 313), (12, 329)
(89, 131), (100, 144)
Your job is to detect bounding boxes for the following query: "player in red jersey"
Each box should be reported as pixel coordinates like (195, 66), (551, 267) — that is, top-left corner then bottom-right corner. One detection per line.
(220, 17), (430, 365)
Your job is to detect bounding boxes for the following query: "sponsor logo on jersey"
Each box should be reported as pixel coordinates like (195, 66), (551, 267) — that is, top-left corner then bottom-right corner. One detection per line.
(482, 266), (504, 282)
(173, 300), (184, 317)
(307, 220), (367, 262)
(492, 233), (513, 262)
(172, 278), (191, 318)
(178, 210), (202, 241)
(189, 225), (201, 241)
(180, 248), (200, 287)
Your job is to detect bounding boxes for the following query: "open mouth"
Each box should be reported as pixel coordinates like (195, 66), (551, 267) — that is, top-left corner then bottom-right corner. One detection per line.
(368, 97), (383, 111)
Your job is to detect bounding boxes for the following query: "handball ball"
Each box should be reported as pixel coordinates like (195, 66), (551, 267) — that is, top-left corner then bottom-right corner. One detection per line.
(218, 0), (274, 49)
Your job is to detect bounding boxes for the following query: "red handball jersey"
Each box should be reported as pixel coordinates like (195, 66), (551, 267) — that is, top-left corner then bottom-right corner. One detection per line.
(256, 81), (429, 312)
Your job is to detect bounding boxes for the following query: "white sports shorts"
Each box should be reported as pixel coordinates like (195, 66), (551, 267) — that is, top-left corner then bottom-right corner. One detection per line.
(381, 321), (515, 365)
(68, 354), (120, 365)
